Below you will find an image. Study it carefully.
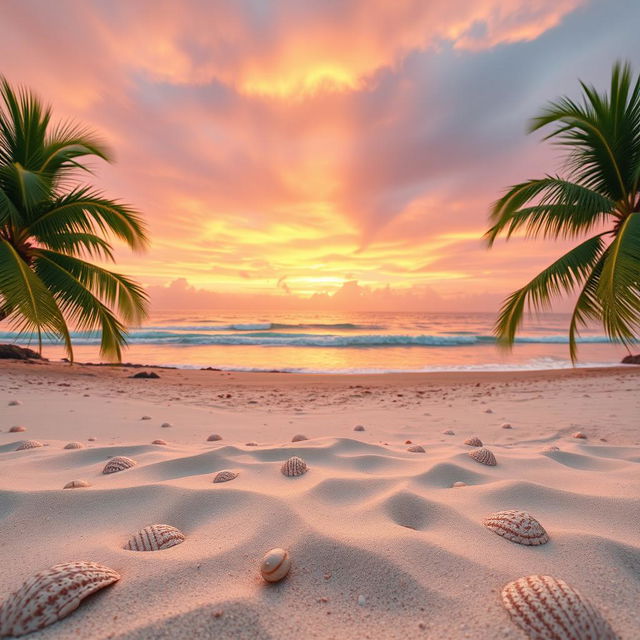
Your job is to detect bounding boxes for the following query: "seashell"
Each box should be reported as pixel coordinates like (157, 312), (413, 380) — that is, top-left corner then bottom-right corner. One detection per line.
(260, 548), (290, 583)
(291, 434), (308, 442)
(141, 415), (151, 420)
(102, 456), (136, 474)
(64, 442), (84, 450)
(407, 445), (425, 453)
(9, 426), (26, 433)
(483, 510), (549, 546)
(501, 575), (618, 640)
(484, 408), (493, 414)
(442, 429), (455, 435)
(8, 400), (21, 406)
(125, 524), (185, 551)
(207, 433), (222, 441)
(245, 441), (258, 446)
(15, 440), (43, 451)
(572, 431), (587, 439)
(501, 423), (512, 429)
(404, 440), (412, 444)
(468, 447), (497, 466)
(213, 470), (238, 483)
(88, 437), (96, 442)
(152, 439), (167, 445)
(464, 436), (483, 447)
(0, 561), (120, 637)
(452, 481), (467, 487)
(63, 480), (91, 489)
(281, 456), (308, 477)
(161, 422), (172, 428)
(354, 425), (365, 431)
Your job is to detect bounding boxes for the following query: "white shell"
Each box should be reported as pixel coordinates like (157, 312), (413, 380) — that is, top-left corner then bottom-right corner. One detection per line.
(483, 510), (549, 545)
(125, 524), (185, 551)
(407, 445), (425, 453)
(213, 470), (238, 483)
(9, 426), (26, 433)
(102, 456), (136, 474)
(281, 456), (308, 477)
(572, 431), (587, 439)
(15, 440), (43, 451)
(353, 425), (365, 431)
(0, 561), (119, 637)
(501, 575), (618, 640)
(464, 436), (483, 447)
(63, 480), (91, 489)
(291, 434), (308, 442)
(468, 447), (497, 466)
(152, 439), (167, 445)
(64, 442), (84, 450)
(207, 433), (222, 441)
(452, 481), (466, 487)
(260, 548), (291, 583)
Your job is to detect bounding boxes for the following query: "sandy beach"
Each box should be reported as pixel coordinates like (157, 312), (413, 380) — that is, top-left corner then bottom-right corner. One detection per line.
(1, 360), (639, 639)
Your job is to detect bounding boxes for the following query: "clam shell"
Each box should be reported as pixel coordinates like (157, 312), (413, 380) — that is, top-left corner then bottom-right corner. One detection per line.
(407, 445), (425, 453)
(464, 436), (483, 447)
(291, 434), (308, 442)
(213, 470), (238, 483)
(207, 433), (222, 441)
(483, 510), (549, 545)
(0, 561), (119, 637)
(260, 548), (291, 583)
(501, 575), (618, 640)
(353, 425), (365, 431)
(152, 439), (167, 445)
(572, 431), (587, 439)
(468, 447), (497, 466)
(281, 456), (308, 477)
(15, 440), (43, 451)
(125, 524), (185, 551)
(9, 426), (26, 433)
(64, 442), (84, 450)
(63, 480), (91, 489)
(102, 456), (136, 474)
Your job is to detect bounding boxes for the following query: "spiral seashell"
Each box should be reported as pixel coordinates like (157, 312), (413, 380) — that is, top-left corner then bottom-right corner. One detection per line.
(464, 436), (483, 447)
(281, 456), (308, 477)
(407, 445), (425, 453)
(291, 434), (308, 442)
(63, 480), (91, 489)
(15, 440), (43, 451)
(353, 425), (365, 431)
(442, 429), (455, 435)
(64, 442), (84, 450)
(9, 426), (26, 433)
(572, 431), (587, 439)
(124, 524), (185, 551)
(0, 561), (119, 637)
(483, 510), (549, 546)
(213, 470), (238, 483)
(468, 447), (497, 466)
(260, 548), (291, 583)
(102, 456), (136, 474)
(207, 433), (222, 441)
(501, 575), (618, 640)
(152, 439), (167, 445)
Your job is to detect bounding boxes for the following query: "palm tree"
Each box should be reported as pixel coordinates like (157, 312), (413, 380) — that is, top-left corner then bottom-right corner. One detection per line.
(486, 61), (640, 361)
(0, 77), (148, 361)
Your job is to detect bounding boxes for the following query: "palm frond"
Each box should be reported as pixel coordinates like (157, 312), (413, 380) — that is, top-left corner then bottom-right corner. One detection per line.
(38, 232), (115, 261)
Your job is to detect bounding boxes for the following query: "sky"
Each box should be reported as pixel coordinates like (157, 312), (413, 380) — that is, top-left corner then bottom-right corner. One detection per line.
(2, 0), (640, 312)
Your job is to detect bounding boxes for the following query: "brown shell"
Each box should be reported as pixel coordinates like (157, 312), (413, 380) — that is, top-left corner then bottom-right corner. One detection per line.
(464, 436), (483, 447)
(0, 561), (120, 637)
(501, 575), (618, 640)
(353, 425), (365, 431)
(125, 524), (185, 551)
(407, 445), (425, 453)
(207, 433), (222, 441)
(15, 440), (43, 451)
(63, 480), (91, 489)
(8, 426), (26, 433)
(291, 434), (308, 442)
(572, 431), (587, 439)
(468, 447), (497, 466)
(245, 441), (258, 446)
(281, 456), (308, 477)
(102, 456), (136, 474)
(483, 510), (549, 545)
(152, 439), (167, 445)
(213, 470), (238, 483)
(64, 442), (84, 450)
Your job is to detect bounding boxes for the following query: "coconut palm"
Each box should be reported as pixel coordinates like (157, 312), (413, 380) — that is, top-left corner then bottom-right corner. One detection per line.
(0, 77), (148, 361)
(486, 61), (640, 361)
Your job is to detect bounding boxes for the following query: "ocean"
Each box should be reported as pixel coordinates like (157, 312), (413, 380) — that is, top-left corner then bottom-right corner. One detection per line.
(0, 311), (633, 373)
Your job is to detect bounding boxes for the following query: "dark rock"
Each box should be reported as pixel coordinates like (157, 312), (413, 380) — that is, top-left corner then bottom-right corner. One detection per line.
(129, 371), (160, 379)
(621, 354), (640, 364)
(0, 344), (46, 360)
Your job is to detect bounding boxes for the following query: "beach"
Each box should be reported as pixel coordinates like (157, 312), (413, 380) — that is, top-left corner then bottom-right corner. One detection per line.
(1, 359), (639, 639)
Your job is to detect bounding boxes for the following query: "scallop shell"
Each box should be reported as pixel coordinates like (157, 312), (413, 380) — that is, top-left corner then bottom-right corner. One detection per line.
(0, 561), (120, 637)
(15, 440), (43, 451)
(468, 447), (497, 466)
(483, 510), (549, 545)
(354, 425), (365, 431)
(260, 548), (291, 583)
(407, 445), (425, 453)
(64, 442), (84, 450)
(9, 426), (26, 433)
(281, 456), (308, 477)
(152, 439), (167, 445)
(572, 431), (587, 439)
(102, 456), (136, 474)
(501, 575), (618, 640)
(63, 480), (91, 489)
(207, 433), (222, 441)
(464, 436), (483, 447)
(213, 470), (238, 483)
(124, 524), (185, 551)
(291, 434), (308, 442)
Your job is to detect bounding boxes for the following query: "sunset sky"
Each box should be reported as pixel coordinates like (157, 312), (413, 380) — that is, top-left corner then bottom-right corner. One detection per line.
(2, 0), (639, 312)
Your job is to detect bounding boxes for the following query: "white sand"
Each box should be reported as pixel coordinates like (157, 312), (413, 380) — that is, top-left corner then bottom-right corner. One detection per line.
(0, 361), (639, 639)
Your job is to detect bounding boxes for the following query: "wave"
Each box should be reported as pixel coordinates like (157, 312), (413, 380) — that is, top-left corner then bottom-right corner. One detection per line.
(147, 322), (386, 331)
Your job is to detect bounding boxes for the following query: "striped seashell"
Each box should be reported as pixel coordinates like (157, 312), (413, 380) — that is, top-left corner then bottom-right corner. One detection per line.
(260, 548), (291, 583)
(501, 575), (618, 640)
(63, 480), (91, 489)
(442, 429), (455, 435)
(207, 433), (222, 441)
(354, 425), (365, 431)
(213, 470), (238, 483)
(483, 510), (549, 546)
(281, 456), (308, 477)
(572, 431), (587, 439)
(291, 434), (308, 442)
(125, 524), (185, 551)
(464, 436), (483, 447)
(152, 439), (167, 445)
(0, 561), (119, 637)
(102, 456), (136, 474)
(15, 440), (43, 451)
(407, 445), (425, 453)
(64, 442), (84, 450)
(9, 426), (26, 433)
(468, 447), (497, 466)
